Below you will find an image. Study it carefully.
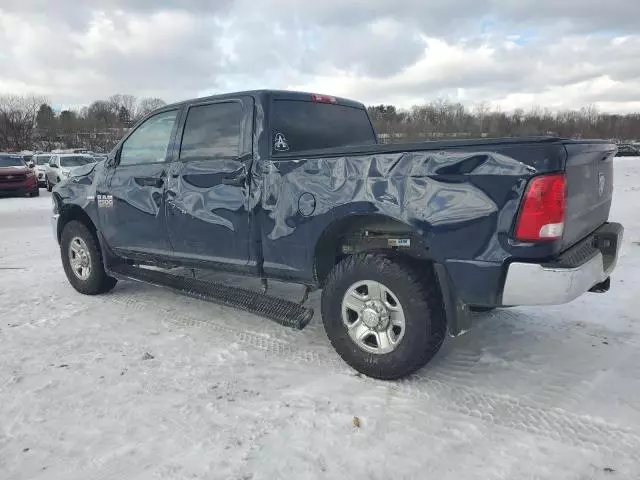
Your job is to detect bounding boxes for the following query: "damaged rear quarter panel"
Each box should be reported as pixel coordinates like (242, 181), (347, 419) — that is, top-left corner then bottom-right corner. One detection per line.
(257, 146), (545, 283)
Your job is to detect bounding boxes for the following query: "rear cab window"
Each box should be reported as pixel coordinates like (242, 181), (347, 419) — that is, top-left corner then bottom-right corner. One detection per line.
(270, 95), (377, 156)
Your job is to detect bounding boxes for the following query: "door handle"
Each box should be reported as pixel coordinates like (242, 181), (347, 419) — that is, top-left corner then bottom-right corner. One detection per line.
(221, 172), (247, 186)
(135, 177), (164, 188)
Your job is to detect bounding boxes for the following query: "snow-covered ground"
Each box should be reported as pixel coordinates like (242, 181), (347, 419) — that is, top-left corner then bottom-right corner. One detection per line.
(1, 158), (639, 480)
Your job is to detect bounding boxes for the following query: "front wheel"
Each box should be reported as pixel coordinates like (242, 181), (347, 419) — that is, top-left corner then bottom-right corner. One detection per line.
(321, 253), (447, 380)
(60, 220), (117, 295)
(46, 178), (52, 192)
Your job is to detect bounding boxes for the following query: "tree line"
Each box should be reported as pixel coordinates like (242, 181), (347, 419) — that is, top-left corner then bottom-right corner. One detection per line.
(1, 93), (639, 152)
(0, 94), (166, 152)
(367, 101), (640, 143)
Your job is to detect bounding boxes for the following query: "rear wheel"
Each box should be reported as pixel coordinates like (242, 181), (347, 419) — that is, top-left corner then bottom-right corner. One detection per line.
(60, 220), (117, 295)
(321, 252), (447, 380)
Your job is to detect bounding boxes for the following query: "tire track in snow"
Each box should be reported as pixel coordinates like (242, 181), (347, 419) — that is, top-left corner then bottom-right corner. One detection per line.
(98, 290), (640, 463)
(479, 307), (639, 345)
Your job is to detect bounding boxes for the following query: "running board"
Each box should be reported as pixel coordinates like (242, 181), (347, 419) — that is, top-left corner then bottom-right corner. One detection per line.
(109, 265), (314, 330)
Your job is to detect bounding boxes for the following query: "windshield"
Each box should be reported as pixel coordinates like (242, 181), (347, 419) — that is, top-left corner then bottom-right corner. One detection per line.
(35, 155), (51, 165)
(0, 156), (26, 168)
(60, 156), (94, 167)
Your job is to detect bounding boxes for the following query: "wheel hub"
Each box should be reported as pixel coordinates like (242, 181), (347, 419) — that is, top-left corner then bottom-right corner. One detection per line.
(68, 236), (92, 280)
(341, 280), (406, 355)
(362, 300), (390, 330)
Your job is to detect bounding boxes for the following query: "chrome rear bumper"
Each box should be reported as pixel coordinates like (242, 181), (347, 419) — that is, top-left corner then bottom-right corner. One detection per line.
(501, 223), (623, 306)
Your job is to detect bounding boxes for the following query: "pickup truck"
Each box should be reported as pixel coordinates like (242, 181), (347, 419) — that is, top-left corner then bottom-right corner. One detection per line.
(51, 90), (624, 380)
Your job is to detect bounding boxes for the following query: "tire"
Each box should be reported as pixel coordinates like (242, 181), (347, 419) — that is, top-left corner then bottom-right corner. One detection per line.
(321, 252), (447, 380)
(46, 178), (52, 192)
(31, 188), (40, 197)
(60, 220), (117, 295)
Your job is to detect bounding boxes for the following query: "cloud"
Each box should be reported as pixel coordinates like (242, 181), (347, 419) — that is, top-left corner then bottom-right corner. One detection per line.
(0, 0), (639, 112)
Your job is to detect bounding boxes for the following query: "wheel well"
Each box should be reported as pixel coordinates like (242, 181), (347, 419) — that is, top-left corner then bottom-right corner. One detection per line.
(57, 205), (98, 244)
(313, 215), (432, 286)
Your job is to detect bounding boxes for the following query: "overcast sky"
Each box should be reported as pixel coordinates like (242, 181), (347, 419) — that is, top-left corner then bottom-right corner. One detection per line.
(1, 0), (639, 112)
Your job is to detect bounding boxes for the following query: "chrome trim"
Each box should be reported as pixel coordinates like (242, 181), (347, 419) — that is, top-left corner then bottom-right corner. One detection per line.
(51, 214), (60, 243)
(502, 236), (621, 306)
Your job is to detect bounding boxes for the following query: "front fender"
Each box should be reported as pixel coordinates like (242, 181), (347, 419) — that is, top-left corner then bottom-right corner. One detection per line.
(52, 162), (105, 242)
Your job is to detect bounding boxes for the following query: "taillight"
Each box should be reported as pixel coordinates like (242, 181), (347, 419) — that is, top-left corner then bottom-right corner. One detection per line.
(514, 173), (566, 242)
(311, 93), (337, 104)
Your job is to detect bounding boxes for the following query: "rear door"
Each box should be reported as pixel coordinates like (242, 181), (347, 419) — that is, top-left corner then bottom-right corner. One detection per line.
(165, 97), (255, 272)
(562, 142), (616, 249)
(97, 108), (181, 255)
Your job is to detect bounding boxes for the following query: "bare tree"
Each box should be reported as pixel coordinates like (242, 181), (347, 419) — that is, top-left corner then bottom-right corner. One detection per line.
(473, 101), (489, 135)
(135, 97), (167, 120)
(0, 94), (48, 151)
(109, 94), (137, 127)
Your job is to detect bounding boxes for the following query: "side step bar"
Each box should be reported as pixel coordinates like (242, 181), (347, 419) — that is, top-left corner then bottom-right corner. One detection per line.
(109, 265), (314, 330)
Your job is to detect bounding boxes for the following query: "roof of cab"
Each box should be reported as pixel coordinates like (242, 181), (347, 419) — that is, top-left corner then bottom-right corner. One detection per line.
(160, 89), (366, 111)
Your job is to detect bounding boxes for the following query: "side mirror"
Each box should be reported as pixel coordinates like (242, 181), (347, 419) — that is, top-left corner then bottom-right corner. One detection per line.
(51, 164), (58, 169)
(106, 149), (120, 168)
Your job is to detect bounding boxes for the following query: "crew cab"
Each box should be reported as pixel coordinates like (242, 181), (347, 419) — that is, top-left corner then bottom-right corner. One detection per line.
(50, 90), (623, 380)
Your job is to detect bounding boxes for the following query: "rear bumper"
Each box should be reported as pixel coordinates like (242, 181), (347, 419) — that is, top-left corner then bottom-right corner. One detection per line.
(501, 222), (623, 306)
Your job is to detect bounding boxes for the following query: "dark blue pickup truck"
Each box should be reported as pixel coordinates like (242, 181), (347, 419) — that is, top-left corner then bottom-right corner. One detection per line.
(51, 90), (623, 379)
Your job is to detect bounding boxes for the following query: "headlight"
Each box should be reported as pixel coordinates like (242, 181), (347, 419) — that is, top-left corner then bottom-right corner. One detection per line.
(61, 168), (71, 176)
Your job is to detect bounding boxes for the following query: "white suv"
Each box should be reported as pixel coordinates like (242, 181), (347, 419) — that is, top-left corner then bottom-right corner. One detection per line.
(45, 154), (95, 191)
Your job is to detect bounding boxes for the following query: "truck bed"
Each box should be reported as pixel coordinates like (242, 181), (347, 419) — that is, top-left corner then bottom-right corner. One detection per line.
(265, 136), (616, 267)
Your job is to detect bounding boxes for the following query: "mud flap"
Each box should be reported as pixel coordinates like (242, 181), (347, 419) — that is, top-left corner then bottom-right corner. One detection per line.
(109, 264), (314, 330)
(433, 263), (472, 337)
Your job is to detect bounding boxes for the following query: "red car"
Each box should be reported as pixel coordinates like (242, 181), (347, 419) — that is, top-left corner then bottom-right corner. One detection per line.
(0, 154), (39, 197)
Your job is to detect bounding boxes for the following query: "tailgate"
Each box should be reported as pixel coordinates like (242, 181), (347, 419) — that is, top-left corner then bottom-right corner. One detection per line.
(561, 142), (616, 250)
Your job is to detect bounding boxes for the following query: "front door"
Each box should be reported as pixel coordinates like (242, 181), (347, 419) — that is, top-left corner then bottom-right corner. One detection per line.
(165, 97), (255, 272)
(97, 108), (181, 255)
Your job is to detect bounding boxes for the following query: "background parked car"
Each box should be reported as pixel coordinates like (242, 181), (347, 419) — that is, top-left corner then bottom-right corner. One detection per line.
(45, 154), (96, 191)
(32, 153), (51, 187)
(0, 154), (39, 197)
(19, 152), (35, 168)
(615, 144), (640, 156)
